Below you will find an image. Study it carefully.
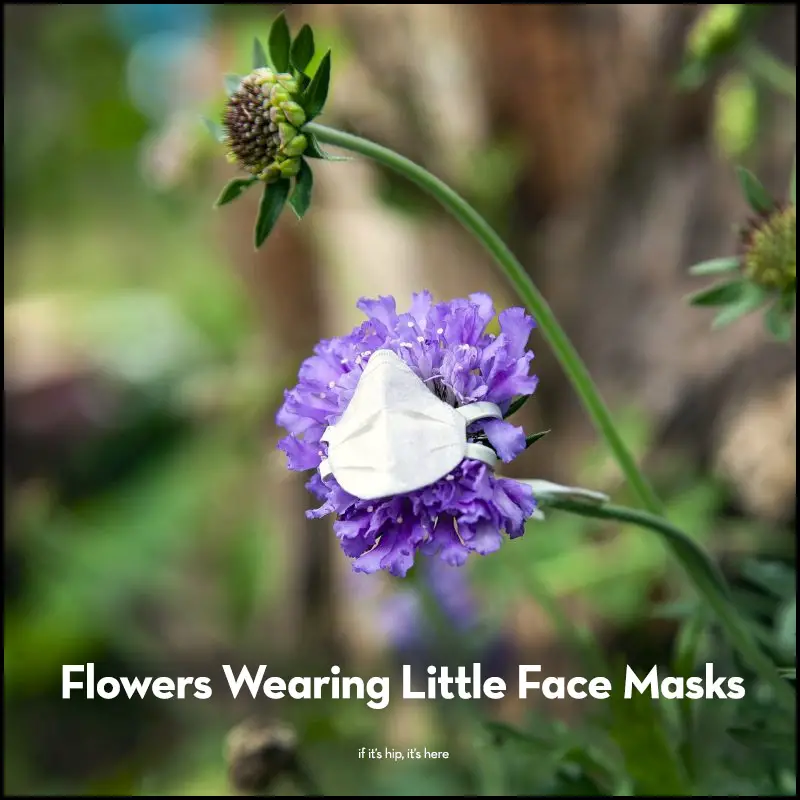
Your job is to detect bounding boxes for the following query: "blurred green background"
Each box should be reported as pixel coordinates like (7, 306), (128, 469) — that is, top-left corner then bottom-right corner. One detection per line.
(4, 4), (795, 796)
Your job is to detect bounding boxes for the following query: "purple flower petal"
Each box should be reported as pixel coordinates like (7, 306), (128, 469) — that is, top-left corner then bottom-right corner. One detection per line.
(481, 418), (527, 463)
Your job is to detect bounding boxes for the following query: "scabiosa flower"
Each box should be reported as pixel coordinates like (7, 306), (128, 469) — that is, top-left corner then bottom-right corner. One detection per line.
(276, 292), (540, 577)
(687, 166), (796, 340)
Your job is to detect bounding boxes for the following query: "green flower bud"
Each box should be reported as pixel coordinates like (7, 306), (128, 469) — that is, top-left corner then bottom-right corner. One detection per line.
(741, 205), (796, 293)
(279, 158), (302, 178)
(270, 85), (290, 105)
(278, 122), (297, 146)
(280, 101), (306, 128)
(222, 69), (311, 183)
(283, 134), (308, 158)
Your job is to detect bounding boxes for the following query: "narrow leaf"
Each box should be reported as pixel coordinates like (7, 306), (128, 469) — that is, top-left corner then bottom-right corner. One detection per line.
(524, 430), (550, 449)
(736, 166), (775, 214)
(202, 116), (226, 144)
(290, 24), (315, 73)
(252, 37), (268, 70)
(687, 279), (746, 307)
(224, 74), (242, 96)
(711, 284), (766, 329)
(288, 161), (314, 220)
(214, 177), (257, 208)
(504, 393), (532, 418)
(518, 479), (610, 506)
(302, 51), (331, 120)
(303, 132), (351, 162)
(764, 299), (794, 341)
(254, 179), (291, 249)
(688, 256), (741, 276)
(268, 13), (291, 74)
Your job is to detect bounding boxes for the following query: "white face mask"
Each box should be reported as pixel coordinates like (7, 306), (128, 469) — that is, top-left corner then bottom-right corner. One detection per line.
(318, 349), (501, 501)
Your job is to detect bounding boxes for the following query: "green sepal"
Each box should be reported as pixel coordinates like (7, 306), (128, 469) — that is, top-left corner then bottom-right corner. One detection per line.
(254, 178), (291, 249)
(764, 294), (795, 342)
(214, 177), (258, 208)
(735, 166), (775, 215)
(202, 116), (226, 144)
(688, 256), (741, 276)
(268, 12), (291, 74)
(290, 25), (315, 74)
(303, 132), (350, 162)
(224, 74), (242, 96)
(687, 278), (747, 307)
(289, 161), (314, 220)
(252, 37), (268, 70)
(524, 430), (550, 449)
(710, 283), (767, 329)
(302, 50), (331, 120)
(503, 393), (532, 419)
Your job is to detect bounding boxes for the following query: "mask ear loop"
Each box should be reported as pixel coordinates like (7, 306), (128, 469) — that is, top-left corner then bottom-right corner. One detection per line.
(457, 401), (502, 470)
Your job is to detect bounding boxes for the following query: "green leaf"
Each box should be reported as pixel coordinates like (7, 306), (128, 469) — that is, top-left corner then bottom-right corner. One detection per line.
(252, 37), (268, 70)
(775, 596), (796, 659)
(214, 177), (257, 208)
(224, 74), (242, 96)
(606, 667), (692, 796)
(688, 256), (741, 276)
(711, 283), (767, 329)
(302, 50), (331, 120)
(254, 179), (291, 249)
(290, 24), (315, 73)
(687, 278), (747, 307)
(790, 154), (796, 204)
(765, 298), (794, 341)
(303, 132), (350, 161)
(736, 166), (775, 214)
(288, 161), (314, 220)
(504, 393), (532, 418)
(268, 12), (291, 74)
(202, 116), (226, 144)
(524, 430), (550, 449)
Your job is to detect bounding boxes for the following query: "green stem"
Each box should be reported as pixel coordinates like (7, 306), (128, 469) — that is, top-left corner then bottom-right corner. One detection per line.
(541, 497), (794, 709)
(306, 122), (665, 518)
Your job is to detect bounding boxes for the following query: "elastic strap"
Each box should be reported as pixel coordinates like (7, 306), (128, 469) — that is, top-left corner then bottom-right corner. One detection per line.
(455, 401), (502, 425)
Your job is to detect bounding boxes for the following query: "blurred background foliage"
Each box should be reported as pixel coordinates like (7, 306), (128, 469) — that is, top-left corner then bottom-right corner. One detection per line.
(4, 3), (795, 796)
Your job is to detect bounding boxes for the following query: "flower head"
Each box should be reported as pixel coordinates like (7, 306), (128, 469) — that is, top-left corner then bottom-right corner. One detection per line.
(276, 292), (540, 577)
(223, 69), (308, 182)
(740, 203), (796, 294)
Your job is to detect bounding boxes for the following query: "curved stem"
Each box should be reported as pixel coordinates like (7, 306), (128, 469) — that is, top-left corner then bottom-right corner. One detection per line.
(542, 497), (794, 709)
(306, 122), (664, 517)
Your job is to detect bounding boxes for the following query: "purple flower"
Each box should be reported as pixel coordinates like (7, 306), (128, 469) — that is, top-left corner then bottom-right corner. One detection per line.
(276, 292), (539, 576)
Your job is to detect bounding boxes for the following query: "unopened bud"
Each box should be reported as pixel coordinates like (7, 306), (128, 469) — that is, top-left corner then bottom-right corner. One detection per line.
(741, 205), (796, 293)
(279, 158), (302, 177)
(283, 134), (308, 158)
(280, 101), (306, 128)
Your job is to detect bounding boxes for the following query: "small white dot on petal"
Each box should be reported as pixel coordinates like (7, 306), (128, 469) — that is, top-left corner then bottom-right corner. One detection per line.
(416, 336), (425, 343)
(397, 516), (404, 524)
(400, 342), (413, 349)
(318, 392), (326, 399)
(407, 321), (415, 327)
(446, 475), (455, 481)
(328, 381), (336, 389)
(355, 356), (362, 364)
(362, 350), (371, 357)
(318, 450), (324, 456)
(367, 505), (374, 513)
(436, 327), (444, 335)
